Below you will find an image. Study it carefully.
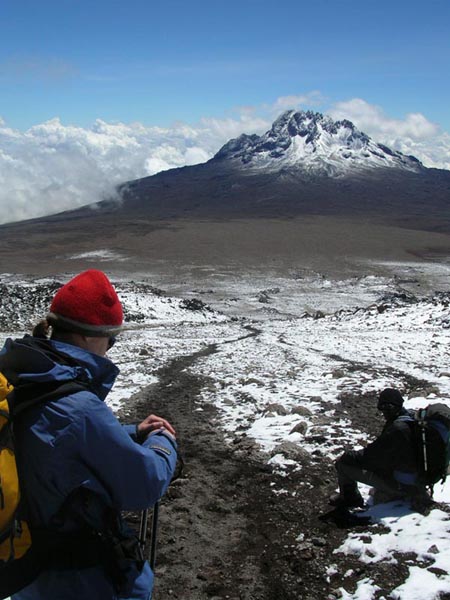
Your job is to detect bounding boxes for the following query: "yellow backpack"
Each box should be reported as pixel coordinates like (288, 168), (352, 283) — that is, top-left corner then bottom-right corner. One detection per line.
(0, 371), (87, 598)
(0, 372), (32, 565)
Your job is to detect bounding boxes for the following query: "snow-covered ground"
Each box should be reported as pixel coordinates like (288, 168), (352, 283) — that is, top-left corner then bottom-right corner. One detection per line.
(1, 261), (449, 599)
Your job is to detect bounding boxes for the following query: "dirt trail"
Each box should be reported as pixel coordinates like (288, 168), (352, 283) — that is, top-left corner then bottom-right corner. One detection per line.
(119, 331), (347, 600)
(119, 331), (441, 600)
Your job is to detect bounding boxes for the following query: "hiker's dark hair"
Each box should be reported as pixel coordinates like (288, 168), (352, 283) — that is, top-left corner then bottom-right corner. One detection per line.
(32, 320), (77, 345)
(32, 319), (50, 339)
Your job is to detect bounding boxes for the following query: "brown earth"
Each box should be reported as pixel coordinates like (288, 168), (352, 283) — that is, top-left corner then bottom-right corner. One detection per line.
(0, 216), (449, 282)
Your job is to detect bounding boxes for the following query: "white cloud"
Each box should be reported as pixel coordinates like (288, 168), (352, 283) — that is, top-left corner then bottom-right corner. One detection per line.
(270, 91), (325, 114)
(0, 117), (234, 224)
(0, 96), (449, 224)
(329, 98), (450, 170)
(0, 105), (274, 224)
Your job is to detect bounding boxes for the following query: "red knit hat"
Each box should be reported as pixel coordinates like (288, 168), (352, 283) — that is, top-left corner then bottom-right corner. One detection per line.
(47, 270), (123, 336)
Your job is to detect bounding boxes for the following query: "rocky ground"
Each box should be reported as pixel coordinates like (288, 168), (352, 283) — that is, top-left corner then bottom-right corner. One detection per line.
(2, 269), (450, 599)
(120, 341), (450, 600)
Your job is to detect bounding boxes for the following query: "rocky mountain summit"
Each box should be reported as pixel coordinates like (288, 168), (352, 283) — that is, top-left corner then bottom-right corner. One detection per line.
(214, 110), (423, 176)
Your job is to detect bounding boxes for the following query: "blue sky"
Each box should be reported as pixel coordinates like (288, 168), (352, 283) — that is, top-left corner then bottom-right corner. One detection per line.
(1, 0), (449, 130)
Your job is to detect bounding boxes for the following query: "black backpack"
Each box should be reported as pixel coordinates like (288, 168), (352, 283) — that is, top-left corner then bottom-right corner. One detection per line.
(411, 403), (450, 489)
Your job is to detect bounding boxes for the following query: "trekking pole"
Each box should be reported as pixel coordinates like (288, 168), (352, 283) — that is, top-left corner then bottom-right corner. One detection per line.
(149, 501), (160, 570)
(419, 409), (428, 475)
(416, 408), (435, 497)
(139, 508), (149, 551)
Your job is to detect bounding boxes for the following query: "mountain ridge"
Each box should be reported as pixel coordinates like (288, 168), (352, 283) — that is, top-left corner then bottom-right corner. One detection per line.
(212, 110), (423, 176)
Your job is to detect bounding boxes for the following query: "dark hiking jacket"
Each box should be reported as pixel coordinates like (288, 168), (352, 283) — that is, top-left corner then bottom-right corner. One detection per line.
(342, 408), (418, 485)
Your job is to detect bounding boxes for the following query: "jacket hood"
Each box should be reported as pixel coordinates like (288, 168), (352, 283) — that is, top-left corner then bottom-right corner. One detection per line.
(0, 336), (119, 401)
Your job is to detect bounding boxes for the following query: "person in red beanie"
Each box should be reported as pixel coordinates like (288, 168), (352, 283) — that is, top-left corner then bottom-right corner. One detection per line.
(45, 269), (125, 357)
(0, 270), (177, 600)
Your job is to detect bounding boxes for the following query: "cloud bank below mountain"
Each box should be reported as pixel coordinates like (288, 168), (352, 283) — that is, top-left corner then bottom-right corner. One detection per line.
(0, 97), (449, 225)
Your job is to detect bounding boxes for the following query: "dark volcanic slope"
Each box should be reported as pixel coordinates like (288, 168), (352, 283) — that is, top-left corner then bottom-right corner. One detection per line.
(1, 164), (450, 276)
(114, 160), (450, 231)
(6, 158), (449, 236)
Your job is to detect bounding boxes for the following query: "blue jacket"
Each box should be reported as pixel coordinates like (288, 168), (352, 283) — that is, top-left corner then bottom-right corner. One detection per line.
(0, 336), (177, 600)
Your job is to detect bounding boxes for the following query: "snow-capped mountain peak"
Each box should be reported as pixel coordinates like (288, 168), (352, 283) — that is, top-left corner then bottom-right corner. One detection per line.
(214, 110), (423, 176)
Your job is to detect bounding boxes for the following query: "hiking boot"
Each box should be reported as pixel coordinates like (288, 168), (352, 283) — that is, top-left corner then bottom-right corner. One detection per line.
(329, 490), (365, 509)
(319, 506), (372, 528)
(409, 488), (434, 515)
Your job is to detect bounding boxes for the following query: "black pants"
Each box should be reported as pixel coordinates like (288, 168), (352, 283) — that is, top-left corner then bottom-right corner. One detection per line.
(336, 460), (402, 497)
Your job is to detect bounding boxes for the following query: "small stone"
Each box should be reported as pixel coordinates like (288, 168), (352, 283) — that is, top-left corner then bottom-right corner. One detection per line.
(297, 542), (315, 560)
(273, 441), (310, 462)
(332, 369), (346, 379)
(291, 406), (313, 417)
(290, 421), (308, 435)
(239, 377), (264, 387)
(265, 403), (288, 416)
(311, 537), (327, 547)
(428, 567), (448, 576)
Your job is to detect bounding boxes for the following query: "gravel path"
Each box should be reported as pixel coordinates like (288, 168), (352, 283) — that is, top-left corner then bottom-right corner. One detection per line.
(119, 337), (360, 600)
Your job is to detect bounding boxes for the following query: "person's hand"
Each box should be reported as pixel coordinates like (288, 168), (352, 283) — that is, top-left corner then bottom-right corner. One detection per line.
(137, 414), (176, 440)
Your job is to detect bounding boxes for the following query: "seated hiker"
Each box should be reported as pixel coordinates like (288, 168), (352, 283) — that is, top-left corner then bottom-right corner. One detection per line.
(330, 388), (430, 509)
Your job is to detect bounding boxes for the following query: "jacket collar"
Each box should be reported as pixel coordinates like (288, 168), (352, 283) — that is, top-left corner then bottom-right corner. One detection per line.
(0, 336), (119, 401)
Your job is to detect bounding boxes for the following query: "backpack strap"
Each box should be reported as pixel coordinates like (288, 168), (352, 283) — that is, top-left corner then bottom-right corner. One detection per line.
(8, 381), (90, 419)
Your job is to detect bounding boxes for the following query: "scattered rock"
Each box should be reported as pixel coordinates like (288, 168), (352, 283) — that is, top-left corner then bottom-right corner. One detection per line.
(181, 298), (211, 311)
(257, 291), (270, 303)
(332, 369), (346, 379)
(273, 441), (310, 462)
(409, 385), (440, 398)
(296, 542), (316, 560)
(257, 288), (281, 304)
(239, 377), (265, 387)
(427, 567), (448, 576)
(291, 406), (313, 417)
(290, 421), (308, 435)
(264, 403), (289, 416)
(304, 434), (328, 445)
